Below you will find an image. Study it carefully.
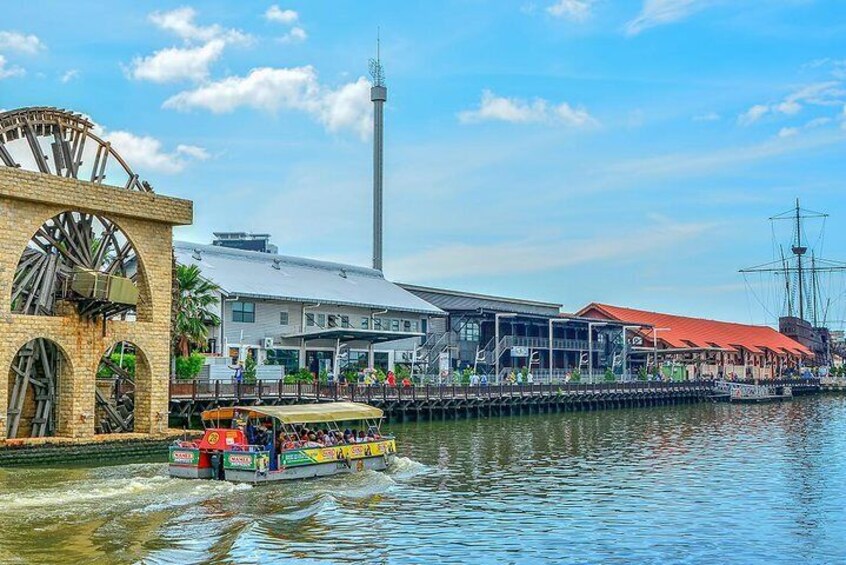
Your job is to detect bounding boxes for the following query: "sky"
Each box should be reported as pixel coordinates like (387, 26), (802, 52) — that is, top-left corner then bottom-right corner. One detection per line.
(2, 0), (846, 326)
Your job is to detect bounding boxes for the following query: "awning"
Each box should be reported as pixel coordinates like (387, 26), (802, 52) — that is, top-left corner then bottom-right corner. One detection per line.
(285, 327), (424, 344)
(202, 402), (384, 424)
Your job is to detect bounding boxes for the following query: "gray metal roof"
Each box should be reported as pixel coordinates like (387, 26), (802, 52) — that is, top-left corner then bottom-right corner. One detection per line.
(398, 283), (562, 317)
(174, 242), (443, 315)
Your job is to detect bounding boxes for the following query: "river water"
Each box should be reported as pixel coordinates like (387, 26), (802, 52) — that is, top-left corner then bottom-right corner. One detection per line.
(1, 396), (845, 564)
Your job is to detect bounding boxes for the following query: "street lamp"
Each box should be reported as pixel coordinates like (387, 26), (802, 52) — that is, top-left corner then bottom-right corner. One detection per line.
(651, 327), (671, 377)
(621, 325), (642, 381)
(495, 313), (518, 384)
(548, 318), (570, 383)
(587, 322), (607, 382)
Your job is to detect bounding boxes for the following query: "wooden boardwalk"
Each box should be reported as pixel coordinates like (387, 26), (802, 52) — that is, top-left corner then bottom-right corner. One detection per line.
(168, 378), (820, 424)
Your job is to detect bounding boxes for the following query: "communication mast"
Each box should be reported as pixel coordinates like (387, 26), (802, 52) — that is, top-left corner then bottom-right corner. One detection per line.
(369, 30), (386, 272)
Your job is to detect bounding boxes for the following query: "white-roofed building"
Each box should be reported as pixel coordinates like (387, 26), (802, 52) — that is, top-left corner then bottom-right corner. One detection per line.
(174, 241), (443, 377)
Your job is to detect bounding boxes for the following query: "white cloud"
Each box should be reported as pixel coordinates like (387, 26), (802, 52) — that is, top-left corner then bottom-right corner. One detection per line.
(176, 144), (210, 160)
(693, 111), (720, 122)
(60, 69), (79, 83)
(390, 220), (713, 281)
(280, 27), (308, 44)
(0, 55), (24, 79)
(625, 0), (714, 36)
(738, 104), (769, 126)
(547, 0), (594, 21)
(149, 7), (251, 45)
(129, 40), (225, 83)
(163, 66), (373, 138)
(458, 90), (598, 127)
(738, 81), (846, 126)
(95, 127), (208, 174)
(777, 127), (798, 138)
(0, 31), (44, 54)
(265, 6), (299, 24)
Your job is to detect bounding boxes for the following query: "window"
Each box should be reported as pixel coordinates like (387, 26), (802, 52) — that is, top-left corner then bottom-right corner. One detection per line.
(341, 315), (350, 328)
(361, 317), (370, 329)
(232, 301), (255, 323)
(306, 313), (316, 327)
(459, 321), (481, 342)
(317, 314), (326, 327)
(328, 315), (338, 328)
(266, 348), (299, 374)
(403, 320), (411, 332)
(413, 321), (419, 332)
(374, 318), (383, 330)
(391, 319), (400, 331)
(279, 311), (289, 325)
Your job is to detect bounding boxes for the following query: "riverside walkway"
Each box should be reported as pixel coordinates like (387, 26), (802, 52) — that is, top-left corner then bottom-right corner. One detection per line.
(168, 378), (821, 423)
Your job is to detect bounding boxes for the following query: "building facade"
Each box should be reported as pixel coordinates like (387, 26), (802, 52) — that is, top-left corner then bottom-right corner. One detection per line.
(400, 285), (634, 381)
(175, 242), (442, 378)
(577, 303), (813, 380)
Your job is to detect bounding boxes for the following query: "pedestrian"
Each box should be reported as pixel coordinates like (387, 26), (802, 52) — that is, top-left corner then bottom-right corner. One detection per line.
(526, 371), (533, 384)
(516, 371), (523, 385)
(480, 373), (488, 386)
(231, 361), (244, 384)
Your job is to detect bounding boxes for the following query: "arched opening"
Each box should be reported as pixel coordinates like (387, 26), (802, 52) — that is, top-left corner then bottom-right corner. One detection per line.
(6, 338), (70, 439)
(11, 211), (150, 322)
(95, 341), (150, 434)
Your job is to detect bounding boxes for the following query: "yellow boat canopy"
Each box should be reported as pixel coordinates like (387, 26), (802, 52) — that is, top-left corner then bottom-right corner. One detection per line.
(201, 402), (383, 425)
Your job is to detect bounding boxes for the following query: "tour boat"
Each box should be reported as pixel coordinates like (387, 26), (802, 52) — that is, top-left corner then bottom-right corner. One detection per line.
(168, 402), (396, 483)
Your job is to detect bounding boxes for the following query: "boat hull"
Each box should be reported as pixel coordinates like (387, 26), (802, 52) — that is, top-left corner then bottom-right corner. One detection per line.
(224, 452), (395, 483)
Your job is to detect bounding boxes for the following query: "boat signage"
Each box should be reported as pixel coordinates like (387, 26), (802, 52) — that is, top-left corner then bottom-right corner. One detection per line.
(280, 440), (397, 468)
(169, 448), (199, 466)
(224, 452), (257, 470)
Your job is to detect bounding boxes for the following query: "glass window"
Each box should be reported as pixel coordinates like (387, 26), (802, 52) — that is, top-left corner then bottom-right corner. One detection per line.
(266, 348), (299, 374)
(459, 321), (480, 342)
(374, 352), (389, 371)
(317, 314), (326, 327)
(374, 318), (383, 330)
(328, 314), (338, 328)
(279, 311), (289, 325)
(232, 301), (255, 323)
(403, 320), (411, 332)
(361, 317), (370, 329)
(341, 315), (350, 328)
(391, 319), (400, 331)
(306, 313), (316, 327)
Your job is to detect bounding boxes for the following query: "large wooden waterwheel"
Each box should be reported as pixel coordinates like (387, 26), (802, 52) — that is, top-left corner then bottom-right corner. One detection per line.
(2, 107), (152, 437)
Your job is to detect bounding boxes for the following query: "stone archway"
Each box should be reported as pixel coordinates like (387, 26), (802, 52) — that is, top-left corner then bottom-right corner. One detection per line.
(95, 341), (152, 434)
(6, 338), (71, 439)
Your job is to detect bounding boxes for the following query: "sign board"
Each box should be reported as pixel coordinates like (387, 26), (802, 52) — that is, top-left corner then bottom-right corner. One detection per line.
(169, 448), (199, 466)
(224, 452), (257, 470)
(511, 346), (529, 357)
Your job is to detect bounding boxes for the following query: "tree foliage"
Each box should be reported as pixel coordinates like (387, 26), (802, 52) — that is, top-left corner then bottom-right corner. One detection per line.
(174, 264), (221, 358)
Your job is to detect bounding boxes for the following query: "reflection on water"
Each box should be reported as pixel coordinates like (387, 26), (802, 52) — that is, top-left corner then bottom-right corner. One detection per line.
(1, 397), (845, 564)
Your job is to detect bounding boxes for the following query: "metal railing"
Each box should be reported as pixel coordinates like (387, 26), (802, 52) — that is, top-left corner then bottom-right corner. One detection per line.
(169, 379), (720, 403)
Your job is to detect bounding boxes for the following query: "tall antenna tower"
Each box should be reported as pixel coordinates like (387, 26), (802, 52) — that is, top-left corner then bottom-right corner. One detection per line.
(369, 29), (387, 271)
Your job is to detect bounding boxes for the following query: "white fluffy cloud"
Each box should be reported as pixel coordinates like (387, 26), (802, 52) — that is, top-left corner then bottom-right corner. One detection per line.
(149, 7), (251, 45)
(625, 0), (714, 36)
(693, 111), (720, 122)
(458, 90), (598, 127)
(96, 128), (208, 174)
(163, 66), (373, 138)
(280, 27), (308, 44)
(60, 69), (79, 83)
(129, 40), (225, 83)
(0, 31), (44, 54)
(547, 0), (594, 21)
(265, 6), (299, 24)
(0, 55), (24, 79)
(130, 8), (250, 83)
(738, 104), (769, 126)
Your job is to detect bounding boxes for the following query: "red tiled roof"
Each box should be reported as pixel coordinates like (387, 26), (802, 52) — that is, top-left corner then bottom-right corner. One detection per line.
(576, 303), (813, 358)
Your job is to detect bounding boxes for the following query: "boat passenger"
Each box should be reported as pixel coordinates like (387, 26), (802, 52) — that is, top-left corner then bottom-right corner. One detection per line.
(358, 431), (367, 443)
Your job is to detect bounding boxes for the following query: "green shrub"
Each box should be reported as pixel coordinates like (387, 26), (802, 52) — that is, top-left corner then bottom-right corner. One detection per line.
(570, 369), (581, 383)
(604, 368), (616, 382)
(175, 353), (205, 380)
(637, 366), (648, 381)
(284, 368), (315, 384)
(97, 353), (136, 379)
(243, 355), (257, 384)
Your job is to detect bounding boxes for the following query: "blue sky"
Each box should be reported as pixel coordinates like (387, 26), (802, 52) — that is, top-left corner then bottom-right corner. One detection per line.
(2, 0), (846, 326)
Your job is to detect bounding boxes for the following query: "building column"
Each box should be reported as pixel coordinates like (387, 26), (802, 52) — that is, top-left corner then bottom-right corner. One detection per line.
(368, 343), (374, 370)
(299, 338), (306, 369)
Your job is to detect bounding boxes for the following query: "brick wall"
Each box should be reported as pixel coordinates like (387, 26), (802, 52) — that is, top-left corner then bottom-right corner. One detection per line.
(0, 168), (192, 442)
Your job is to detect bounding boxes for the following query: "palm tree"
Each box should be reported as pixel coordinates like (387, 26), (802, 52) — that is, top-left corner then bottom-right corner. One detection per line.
(174, 264), (221, 357)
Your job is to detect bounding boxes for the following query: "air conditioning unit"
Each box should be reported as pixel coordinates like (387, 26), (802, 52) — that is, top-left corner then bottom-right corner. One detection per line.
(262, 337), (274, 349)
